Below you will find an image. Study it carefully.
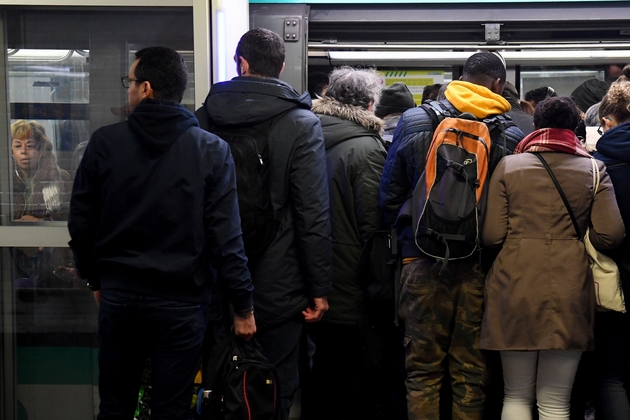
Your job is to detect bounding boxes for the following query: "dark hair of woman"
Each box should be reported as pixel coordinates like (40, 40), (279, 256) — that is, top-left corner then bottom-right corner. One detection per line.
(533, 96), (581, 130)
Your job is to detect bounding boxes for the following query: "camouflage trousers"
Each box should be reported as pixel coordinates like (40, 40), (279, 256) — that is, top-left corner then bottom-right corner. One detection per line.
(399, 257), (487, 420)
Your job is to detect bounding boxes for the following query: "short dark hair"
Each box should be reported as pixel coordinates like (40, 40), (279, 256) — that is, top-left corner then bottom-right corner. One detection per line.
(134, 46), (187, 103)
(462, 52), (506, 86)
(308, 71), (330, 99)
(422, 84), (442, 103)
(236, 28), (285, 78)
(533, 96), (581, 130)
(524, 86), (557, 107)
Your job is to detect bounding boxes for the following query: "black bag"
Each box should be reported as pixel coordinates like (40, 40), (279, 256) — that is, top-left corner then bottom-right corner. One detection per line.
(195, 106), (287, 266)
(398, 101), (511, 274)
(197, 336), (280, 420)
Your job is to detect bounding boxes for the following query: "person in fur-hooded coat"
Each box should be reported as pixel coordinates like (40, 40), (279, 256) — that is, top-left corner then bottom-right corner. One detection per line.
(11, 119), (71, 221)
(303, 67), (391, 420)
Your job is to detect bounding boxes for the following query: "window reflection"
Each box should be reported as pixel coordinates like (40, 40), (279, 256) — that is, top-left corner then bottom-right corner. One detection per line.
(11, 120), (72, 222)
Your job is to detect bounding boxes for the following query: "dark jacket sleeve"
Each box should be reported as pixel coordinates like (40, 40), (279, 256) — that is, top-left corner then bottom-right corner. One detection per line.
(379, 107), (434, 229)
(68, 130), (103, 281)
(289, 115), (332, 298)
(355, 141), (387, 242)
(203, 137), (254, 313)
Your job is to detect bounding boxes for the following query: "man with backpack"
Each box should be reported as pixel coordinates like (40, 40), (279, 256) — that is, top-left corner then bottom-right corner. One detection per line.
(195, 28), (332, 420)
(379, 52), (524, 419)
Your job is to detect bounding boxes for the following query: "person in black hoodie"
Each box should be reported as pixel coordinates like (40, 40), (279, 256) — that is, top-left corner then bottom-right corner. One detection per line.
(593, 65), (630, 420)
(196, 28), (332, 420)
(68, 46), (256, 420)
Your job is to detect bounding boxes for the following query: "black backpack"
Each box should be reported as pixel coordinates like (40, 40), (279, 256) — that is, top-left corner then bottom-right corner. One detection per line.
(197, 336), (280, 420)
(398, 101), (512, 273)
(195, 106), (288, 266)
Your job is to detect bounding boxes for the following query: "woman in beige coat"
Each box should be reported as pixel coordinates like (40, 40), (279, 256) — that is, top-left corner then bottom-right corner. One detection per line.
(480, 96), (624, 419)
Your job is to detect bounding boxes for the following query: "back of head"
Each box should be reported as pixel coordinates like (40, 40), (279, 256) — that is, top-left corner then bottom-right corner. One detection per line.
(584, 103), (601, 127)
(599, 67), (630, 124)
(421, 83), (442, 103)
(11, 119), (53, 153)
(534, 96), (581, 130)
(462, 52), (506, 91)
(375, 82), (416, 118)
(135, 46), (187, 103)
(570, 79), (609, 113)
(308, 71), (330, 99)
(325, 66), (382, 110)
(524, 86), (557, 108)
(501, 81), (519, 102)
(236, 28), (285, 79)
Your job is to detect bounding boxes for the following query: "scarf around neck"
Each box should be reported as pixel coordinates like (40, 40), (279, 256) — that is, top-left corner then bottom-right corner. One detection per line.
(444, 80), (511, 119)
(514, 127), (591, 157)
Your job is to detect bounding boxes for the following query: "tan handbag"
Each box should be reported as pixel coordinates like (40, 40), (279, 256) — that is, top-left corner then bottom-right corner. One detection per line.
(585, 159), (625, 312)
(534, 153), (625, 313)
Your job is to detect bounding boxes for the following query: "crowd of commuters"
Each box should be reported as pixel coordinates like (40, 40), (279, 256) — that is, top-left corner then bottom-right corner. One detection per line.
(7, 24), (627, 419)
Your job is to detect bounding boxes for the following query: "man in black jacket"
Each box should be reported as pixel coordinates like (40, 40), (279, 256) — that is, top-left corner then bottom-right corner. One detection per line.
(69, 46), (255, 420)
(196, 29), (332, 420)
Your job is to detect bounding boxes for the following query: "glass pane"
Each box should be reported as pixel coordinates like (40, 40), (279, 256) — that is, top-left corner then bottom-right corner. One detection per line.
(3, 6), (195, 420)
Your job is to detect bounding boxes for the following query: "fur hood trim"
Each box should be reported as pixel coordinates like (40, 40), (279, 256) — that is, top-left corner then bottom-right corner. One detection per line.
(312, 96), (384, 136)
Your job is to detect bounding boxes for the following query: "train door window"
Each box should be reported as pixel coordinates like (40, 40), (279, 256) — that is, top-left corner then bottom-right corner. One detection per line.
(521, 67), (605, 99)
(1, 6), (195, 420)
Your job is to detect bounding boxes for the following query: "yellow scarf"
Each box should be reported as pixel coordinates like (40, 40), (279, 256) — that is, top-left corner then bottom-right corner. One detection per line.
(445, 80), (511, 119)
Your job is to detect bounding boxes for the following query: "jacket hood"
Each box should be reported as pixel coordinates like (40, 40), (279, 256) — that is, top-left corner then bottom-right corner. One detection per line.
(312, 96), (384, 150)
(203, 76), (312, 126)
(127, 99), (198, 153)
(445, 80), (511, 119)
(594, 121), (630, 164)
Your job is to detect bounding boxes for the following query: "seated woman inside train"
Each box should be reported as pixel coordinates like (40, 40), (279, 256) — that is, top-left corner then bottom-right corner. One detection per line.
(11, 119), (75, 288)
(11, 119), (72, 221)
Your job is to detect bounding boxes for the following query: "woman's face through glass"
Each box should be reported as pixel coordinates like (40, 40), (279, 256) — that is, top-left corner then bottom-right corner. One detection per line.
(12, 137), (40, 177)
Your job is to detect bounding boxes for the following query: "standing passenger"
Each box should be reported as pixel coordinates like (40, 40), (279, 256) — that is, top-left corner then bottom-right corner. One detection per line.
(374, 81), (416, 147)
(593, 66), (630, 420)
(195, 28), (332, 420)
(380, 52), (524, 419)
(481, 96), (624, 419)
(68, 46), (256, 419)
(302, 66), (388, 420)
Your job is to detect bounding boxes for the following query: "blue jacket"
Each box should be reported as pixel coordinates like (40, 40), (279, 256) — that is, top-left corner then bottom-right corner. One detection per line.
(594, 121), (630, 285)
(69, 98), (253, 311)
(380, 86), (524, 259)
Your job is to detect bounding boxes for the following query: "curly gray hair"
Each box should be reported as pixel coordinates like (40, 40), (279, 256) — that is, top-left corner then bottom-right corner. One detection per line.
(324, 66), (383, 110)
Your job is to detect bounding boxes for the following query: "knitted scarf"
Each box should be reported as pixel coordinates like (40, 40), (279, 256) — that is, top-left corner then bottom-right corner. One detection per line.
(514, 128), (591, 157)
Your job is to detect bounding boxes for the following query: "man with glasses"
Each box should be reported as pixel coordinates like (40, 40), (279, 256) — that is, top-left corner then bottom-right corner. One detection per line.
(69, 46), (256, 420)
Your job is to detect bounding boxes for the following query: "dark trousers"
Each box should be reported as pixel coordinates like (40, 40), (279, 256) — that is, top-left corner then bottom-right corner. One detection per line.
(256, 314), (304, 420)
(301, 321), (400, 420)
(97, 290), (207, 420)
(596, 310), (630, 420)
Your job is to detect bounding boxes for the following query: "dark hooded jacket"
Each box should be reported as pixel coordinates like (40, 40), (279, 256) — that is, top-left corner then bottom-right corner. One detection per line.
(69, 98), (253, 311)
(311, 96), (387, 325)
(197, 77), (332, 329)
(594, 121), (630, 296)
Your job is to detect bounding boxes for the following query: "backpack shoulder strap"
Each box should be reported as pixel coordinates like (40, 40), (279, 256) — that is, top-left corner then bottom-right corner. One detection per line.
(194, 105), (212, 131)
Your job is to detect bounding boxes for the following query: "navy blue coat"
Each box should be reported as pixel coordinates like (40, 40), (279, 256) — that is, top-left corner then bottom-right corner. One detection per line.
(69, 99), (253, 311)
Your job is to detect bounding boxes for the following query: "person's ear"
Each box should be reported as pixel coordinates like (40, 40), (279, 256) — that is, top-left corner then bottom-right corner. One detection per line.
(240, 57), (250, 76)
(279, 62), (286, 76)
(491, 78), (503, 95)
(140, 81), (154, 99)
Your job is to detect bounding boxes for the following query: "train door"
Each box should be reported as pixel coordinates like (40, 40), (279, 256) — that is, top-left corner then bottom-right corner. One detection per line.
(0, 5), (199, 420)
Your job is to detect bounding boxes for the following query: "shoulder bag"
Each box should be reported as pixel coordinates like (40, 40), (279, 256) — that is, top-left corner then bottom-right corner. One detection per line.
(533, 153), (625, 313)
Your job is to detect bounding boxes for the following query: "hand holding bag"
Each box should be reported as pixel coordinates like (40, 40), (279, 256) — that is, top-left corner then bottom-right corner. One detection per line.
(534, 153), (625, 313)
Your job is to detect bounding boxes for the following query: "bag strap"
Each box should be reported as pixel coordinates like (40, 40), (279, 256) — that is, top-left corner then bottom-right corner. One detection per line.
(533, 152), (583, 241)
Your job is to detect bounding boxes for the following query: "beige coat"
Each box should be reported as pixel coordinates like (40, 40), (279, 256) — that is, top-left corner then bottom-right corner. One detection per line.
(480, 152), (624, 351)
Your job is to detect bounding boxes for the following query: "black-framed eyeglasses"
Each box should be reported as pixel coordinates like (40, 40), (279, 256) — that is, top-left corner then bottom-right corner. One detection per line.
(597, 126), (604, 136)
(121, 76), (145, 88)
